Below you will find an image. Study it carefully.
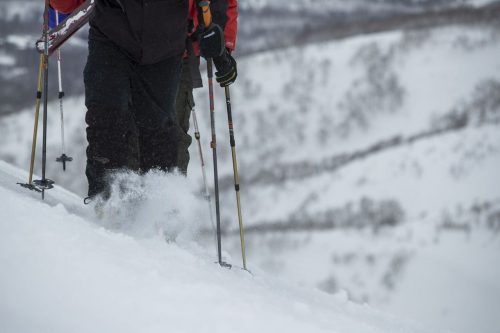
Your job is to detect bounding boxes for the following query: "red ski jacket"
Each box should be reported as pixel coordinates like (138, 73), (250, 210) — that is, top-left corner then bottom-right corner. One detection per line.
(50, 0), (238, 52)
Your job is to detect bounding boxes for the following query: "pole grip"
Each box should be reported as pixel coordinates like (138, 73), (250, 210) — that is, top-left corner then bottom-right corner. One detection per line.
(199, 0), (212, 28)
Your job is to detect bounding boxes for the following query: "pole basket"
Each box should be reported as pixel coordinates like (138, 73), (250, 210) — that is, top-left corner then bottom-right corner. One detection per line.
(32, 178), (55, 190)
(56, 154), (73, 171)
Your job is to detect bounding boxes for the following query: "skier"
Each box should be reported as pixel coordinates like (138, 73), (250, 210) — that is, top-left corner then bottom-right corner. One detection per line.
(47, 0), (238, 201)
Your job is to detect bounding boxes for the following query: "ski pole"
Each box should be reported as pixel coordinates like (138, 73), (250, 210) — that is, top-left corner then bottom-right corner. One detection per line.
(223, 86), (247, 270)
(19, 20), (46, 192)
(54, 10), (73, 171)
(199, 0), (230, 268)
(191, 106), (218, 255)
(33, 0), (55, 199)
(28, 55), (44, 186)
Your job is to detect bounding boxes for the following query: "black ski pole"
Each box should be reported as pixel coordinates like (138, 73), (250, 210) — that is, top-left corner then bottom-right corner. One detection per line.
(199, 0), (230, 268)
(54, 10), (73, 171)
(224, 86), (248, 271)
(33, 0), (55, 199)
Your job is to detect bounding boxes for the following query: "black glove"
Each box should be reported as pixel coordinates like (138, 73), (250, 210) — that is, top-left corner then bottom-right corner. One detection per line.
(213, 50), (237, 87)
(199, 23), (225, 59)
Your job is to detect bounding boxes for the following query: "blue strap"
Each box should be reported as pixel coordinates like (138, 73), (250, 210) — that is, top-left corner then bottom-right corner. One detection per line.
(48, 6), (71, 29)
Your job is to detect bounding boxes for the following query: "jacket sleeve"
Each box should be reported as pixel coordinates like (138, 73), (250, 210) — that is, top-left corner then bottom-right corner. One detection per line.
(189, 0), (199, 31)
(49, 0), (86, 14)
(189, 0), (238, 54)
(224, 0), (237, 51)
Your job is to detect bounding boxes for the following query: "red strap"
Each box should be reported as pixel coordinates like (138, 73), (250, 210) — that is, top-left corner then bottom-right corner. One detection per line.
(49, 0), (85, 14)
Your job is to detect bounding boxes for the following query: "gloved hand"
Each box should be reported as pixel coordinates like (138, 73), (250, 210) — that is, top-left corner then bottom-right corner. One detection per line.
(213, 50), (237, 87)
(199, 23), (225, 59)
(48, 5), (71, 29)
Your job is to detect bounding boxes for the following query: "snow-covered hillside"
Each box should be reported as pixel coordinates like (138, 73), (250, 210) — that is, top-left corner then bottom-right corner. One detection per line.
(0, 161), (436, 333)
(1, 19), (500, 333)
(212, 24), (500, 333)
(238, 0), (499, 12)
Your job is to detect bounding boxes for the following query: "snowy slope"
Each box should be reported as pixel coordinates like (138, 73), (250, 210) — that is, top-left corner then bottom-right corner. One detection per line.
(0, 161), (436, 333)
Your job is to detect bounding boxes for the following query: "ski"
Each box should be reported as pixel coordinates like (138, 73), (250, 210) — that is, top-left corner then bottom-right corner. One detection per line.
(36, 0), (96, 56)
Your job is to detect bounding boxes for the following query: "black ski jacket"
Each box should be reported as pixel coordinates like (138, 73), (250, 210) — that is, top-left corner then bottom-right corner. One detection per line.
(90, 0), (189, 64)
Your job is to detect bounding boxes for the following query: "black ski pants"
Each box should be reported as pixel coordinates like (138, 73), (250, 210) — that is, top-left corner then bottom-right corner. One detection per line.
(84, 37), (187, 197)
(174, 58), (195, 174)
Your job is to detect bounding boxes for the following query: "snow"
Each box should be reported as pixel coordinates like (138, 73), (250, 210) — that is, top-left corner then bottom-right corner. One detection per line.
(385, 233), (500, 333)
(0, 1), (40, 21)
(0, 53), (16, 66)
(5, 35), (34, 50)
(244, 213), (500, 332)
(0, 161), (434, 333)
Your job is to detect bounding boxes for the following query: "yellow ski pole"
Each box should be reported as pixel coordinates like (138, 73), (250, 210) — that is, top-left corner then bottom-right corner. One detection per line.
(20, 0), (54, 196)
(28, 54), (44, 186)
(223, 86), (247, 271)
(199, 0), (248, 270)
